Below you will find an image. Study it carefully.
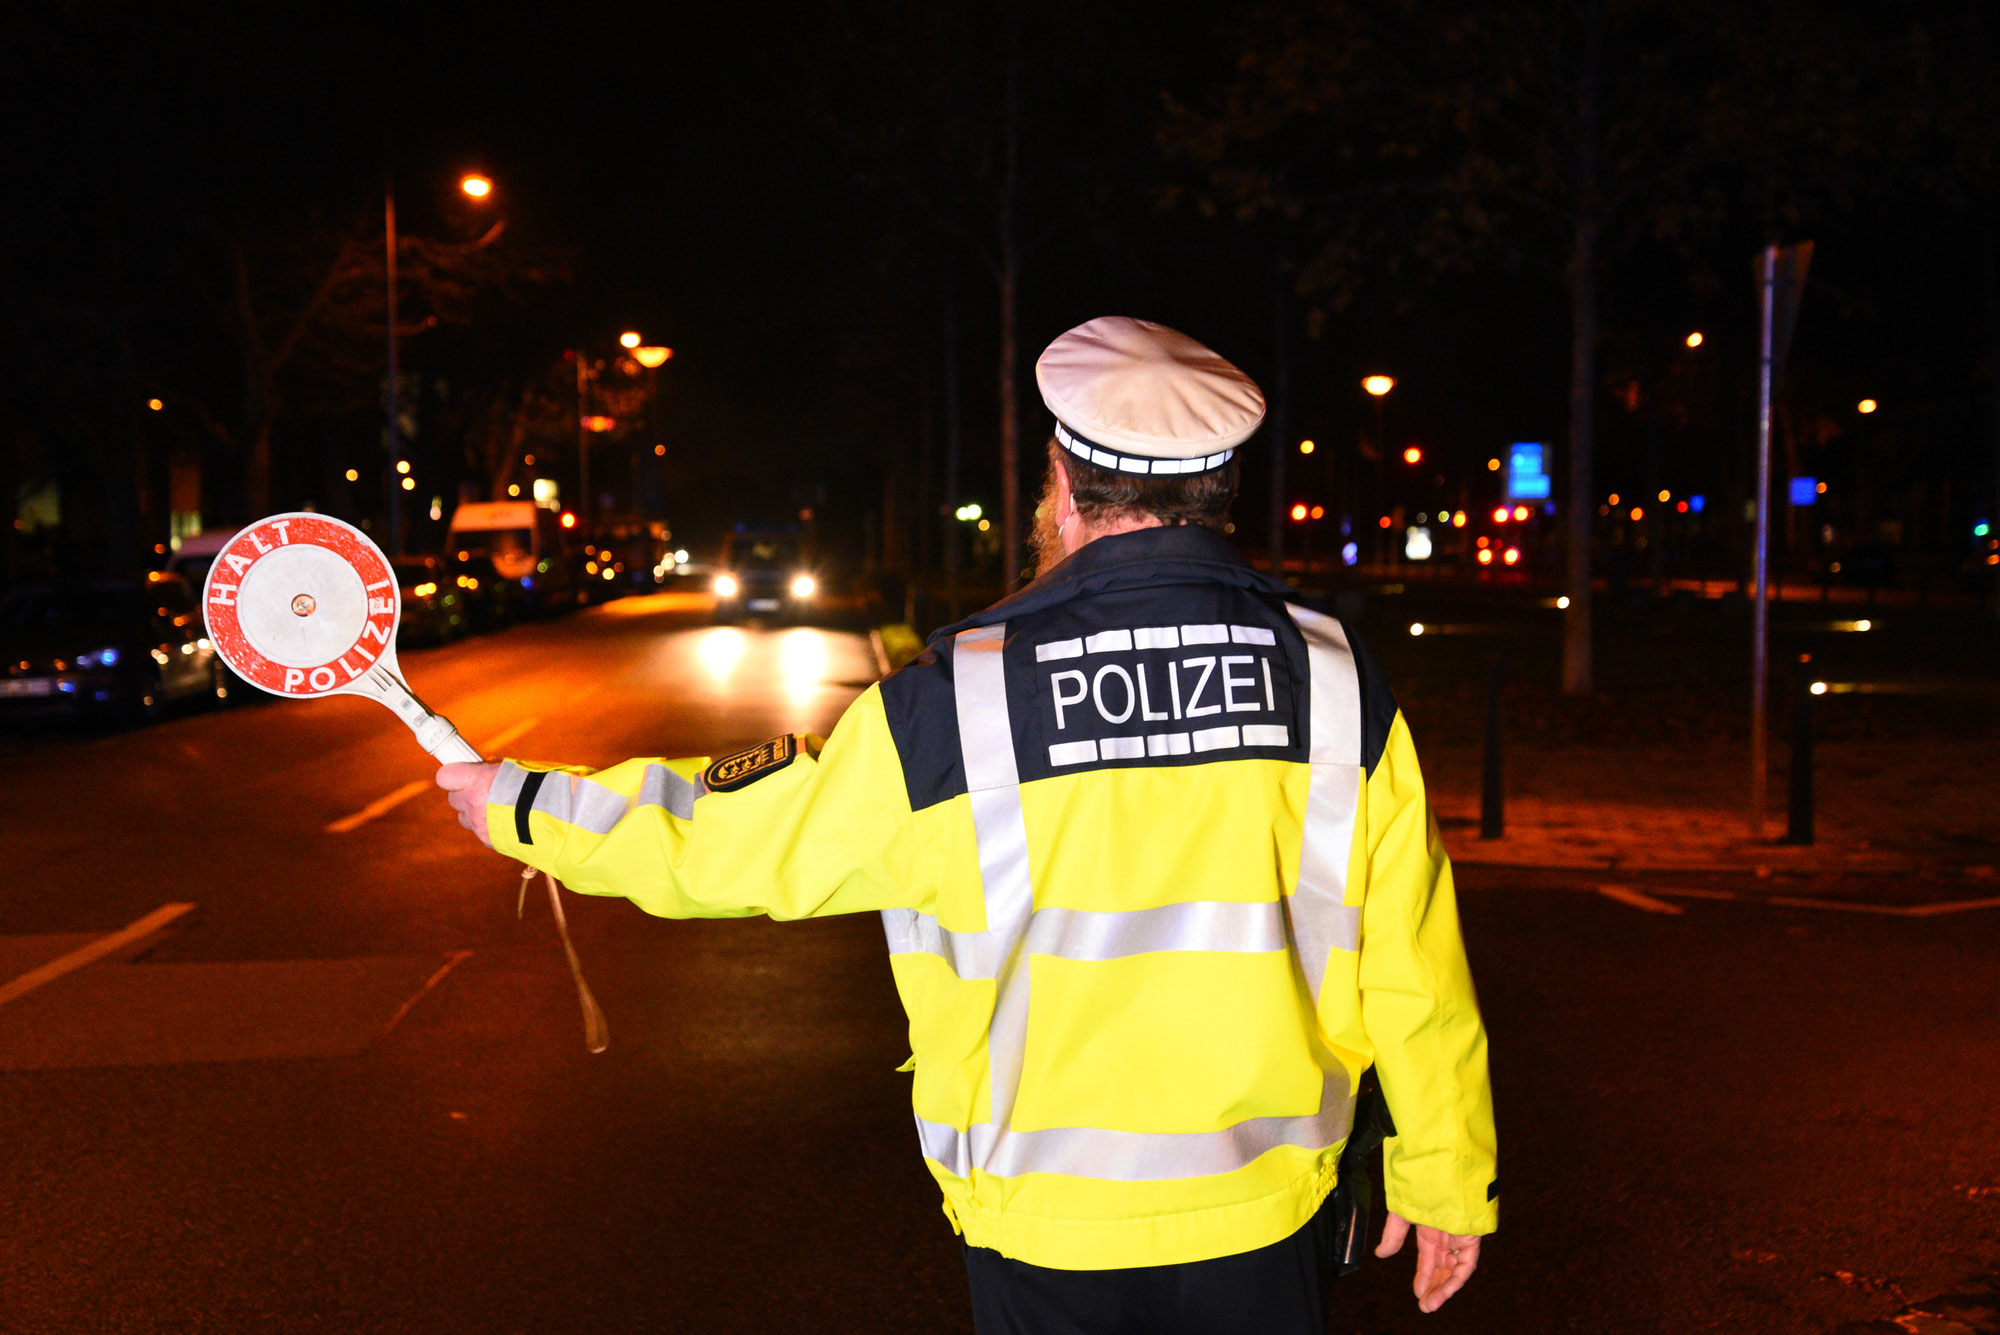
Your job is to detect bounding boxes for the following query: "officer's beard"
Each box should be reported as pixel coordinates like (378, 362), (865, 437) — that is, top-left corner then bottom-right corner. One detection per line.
(1031, 470), (1066, 579)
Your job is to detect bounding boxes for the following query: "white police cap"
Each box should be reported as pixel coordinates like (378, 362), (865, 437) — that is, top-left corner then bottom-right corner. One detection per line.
(1035, 317), (1266, 477)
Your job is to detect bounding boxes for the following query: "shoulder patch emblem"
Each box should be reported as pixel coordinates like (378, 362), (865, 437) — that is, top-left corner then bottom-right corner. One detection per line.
(703, 735), (799, 792)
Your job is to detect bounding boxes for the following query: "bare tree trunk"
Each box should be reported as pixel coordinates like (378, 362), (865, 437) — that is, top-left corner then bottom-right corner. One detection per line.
(232, 238), (275, 518)
(1269, 244), (1289, 579)
(1560, 1), (1604, 697)
(998, 16), (1023, 594)
(1986, 185), (2000, 621)
(944, 267), (964, 621)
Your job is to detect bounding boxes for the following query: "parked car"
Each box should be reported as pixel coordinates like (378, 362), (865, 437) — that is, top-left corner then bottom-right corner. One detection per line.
(390, 555), (469, 646)
(0, 573), (228, 724)
(446, 501), (580, 617)
(445, 553), (525, 633)
(161, 529), (239, 613)
(712, 526), (819, 623)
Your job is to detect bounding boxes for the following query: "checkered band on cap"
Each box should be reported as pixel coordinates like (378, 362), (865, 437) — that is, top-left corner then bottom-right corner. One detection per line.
(1037, 317), (1265, 473)
(1054, 421), (1236, 477)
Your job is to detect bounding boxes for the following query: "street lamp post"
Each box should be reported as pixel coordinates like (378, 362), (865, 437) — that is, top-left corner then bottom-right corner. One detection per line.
(386, 170), (493, 555)
(1363, 376), (1395, 564)
(385, 167), (400, 554)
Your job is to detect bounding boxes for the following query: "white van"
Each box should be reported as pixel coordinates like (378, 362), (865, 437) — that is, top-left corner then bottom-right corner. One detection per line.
(445, 501), (578, 615)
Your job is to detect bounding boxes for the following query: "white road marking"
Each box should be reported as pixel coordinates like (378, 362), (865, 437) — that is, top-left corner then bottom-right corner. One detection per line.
(0, 902), (196, 1009)
(325, 718), (539, 833)
(1596, 884), (1686, 915)
(1597, 885), (2000, 918)
(379, 950), (473, 1035)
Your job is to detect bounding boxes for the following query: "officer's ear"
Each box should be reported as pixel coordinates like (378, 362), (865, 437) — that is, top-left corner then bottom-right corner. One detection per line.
(1051, 453), (1074, 520)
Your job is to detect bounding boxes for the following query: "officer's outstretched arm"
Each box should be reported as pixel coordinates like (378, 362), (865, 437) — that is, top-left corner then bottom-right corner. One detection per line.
(480, 684), (932, 921)
(1355, 710), (1499, 1240)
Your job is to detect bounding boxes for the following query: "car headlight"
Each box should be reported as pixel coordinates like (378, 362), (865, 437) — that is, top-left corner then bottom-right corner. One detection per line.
(790, 574), (816, 599)
(77, 646), (121, 668)
(713, 574), (739, 598)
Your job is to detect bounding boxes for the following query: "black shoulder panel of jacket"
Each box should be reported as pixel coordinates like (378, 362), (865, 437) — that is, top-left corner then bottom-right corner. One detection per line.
(878, 634), (967, 813)
(1341, 621), (1400, 778)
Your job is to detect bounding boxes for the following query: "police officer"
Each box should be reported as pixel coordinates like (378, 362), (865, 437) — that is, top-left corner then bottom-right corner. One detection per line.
(439, 316), (1497, 1333)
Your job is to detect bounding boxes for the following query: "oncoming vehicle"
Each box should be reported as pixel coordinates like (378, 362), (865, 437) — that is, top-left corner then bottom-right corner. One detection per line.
(712, 526), (818, 623)
(0, 573), (228, 724)
(445, 501), (579, 616)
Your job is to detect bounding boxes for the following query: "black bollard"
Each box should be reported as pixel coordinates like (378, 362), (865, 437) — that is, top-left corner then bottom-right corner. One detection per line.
(1481, 660), (1506, 840)
(1787, 653), (1815, 845)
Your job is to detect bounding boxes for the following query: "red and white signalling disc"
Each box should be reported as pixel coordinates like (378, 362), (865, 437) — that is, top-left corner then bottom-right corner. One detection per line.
(201, 512), (402, 698)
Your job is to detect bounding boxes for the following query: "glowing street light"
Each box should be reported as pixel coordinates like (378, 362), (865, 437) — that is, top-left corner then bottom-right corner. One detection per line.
(633, 346), (673, 368)
(1685, 331), (1703, 348)
(1299, 439), (1315, 455)
(1857, 398), (1878, 414)
(1402, 445), (1424, 465)
(460, 174), (493, 199)
(620, 331), (642, 349)
(1362, 375), (1395, 397)
(147, 397), (164, 412)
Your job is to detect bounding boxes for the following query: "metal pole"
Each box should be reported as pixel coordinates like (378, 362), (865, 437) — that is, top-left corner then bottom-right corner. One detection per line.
(1751, 245), (1776, 839)
(1481, 660), (1506, 839)
(1788, 653), (1815, 845)
(385, 167), (401, 555)
(576, 352), (591, 529)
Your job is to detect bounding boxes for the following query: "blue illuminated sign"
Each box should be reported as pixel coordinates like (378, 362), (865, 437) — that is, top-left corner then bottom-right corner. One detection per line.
(1789, 476), (1818, 507)
(1506, 443), (1552, 501)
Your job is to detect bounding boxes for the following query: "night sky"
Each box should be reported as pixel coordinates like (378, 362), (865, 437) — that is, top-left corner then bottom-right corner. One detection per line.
(8, 1), (1997, 571)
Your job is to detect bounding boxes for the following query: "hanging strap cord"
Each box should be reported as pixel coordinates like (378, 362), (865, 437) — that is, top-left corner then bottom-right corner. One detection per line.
(519, 864), (610, 1054)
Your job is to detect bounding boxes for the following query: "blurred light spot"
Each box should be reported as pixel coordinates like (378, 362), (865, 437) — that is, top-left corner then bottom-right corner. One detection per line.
(345, 469), (359, 482)
(1685, 331), (1703, 348)
(1299, 439), (1315, 455)
(780, 629), (829, 700)
(1657, 489), (1671, 503)
(1409, 623), (1424, 637)
(147, 397), (164, 412)
(1810, 681), (1828, 695)
(1487, 458), (1501, 472)
(1557, 595), (1571, 609)
(697, 627), (747, 681)
(1629, 506), (1643, 522)
(1477, 548), (1494, 565)
(396, 460), (411, 475)
(1857, 398), (1877, 414)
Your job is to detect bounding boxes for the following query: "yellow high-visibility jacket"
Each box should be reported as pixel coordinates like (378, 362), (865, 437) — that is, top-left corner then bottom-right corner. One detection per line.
(487, 525), (1496, 1271)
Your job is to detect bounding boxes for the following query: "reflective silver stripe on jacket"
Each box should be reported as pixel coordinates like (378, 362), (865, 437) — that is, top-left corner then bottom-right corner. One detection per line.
(1285, 606), (1364, 1002)
(493, 760), (705, 834)
(881, 614), (1364, 1183)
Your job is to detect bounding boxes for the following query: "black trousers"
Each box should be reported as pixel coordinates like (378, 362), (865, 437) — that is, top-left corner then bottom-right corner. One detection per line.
(962, 1195), (1338, 1335)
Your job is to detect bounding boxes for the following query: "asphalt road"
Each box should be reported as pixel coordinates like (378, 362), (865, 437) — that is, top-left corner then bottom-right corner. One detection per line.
(1, 592), (1995, 1333)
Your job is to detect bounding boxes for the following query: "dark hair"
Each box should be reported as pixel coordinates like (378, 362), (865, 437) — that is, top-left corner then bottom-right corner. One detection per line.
(1055, 439), (1238, 531)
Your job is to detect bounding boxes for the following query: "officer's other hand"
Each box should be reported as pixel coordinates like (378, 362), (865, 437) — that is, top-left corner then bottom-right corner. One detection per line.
(437, 761), (500, 849)
(1376, 1211), (1481, 1313)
